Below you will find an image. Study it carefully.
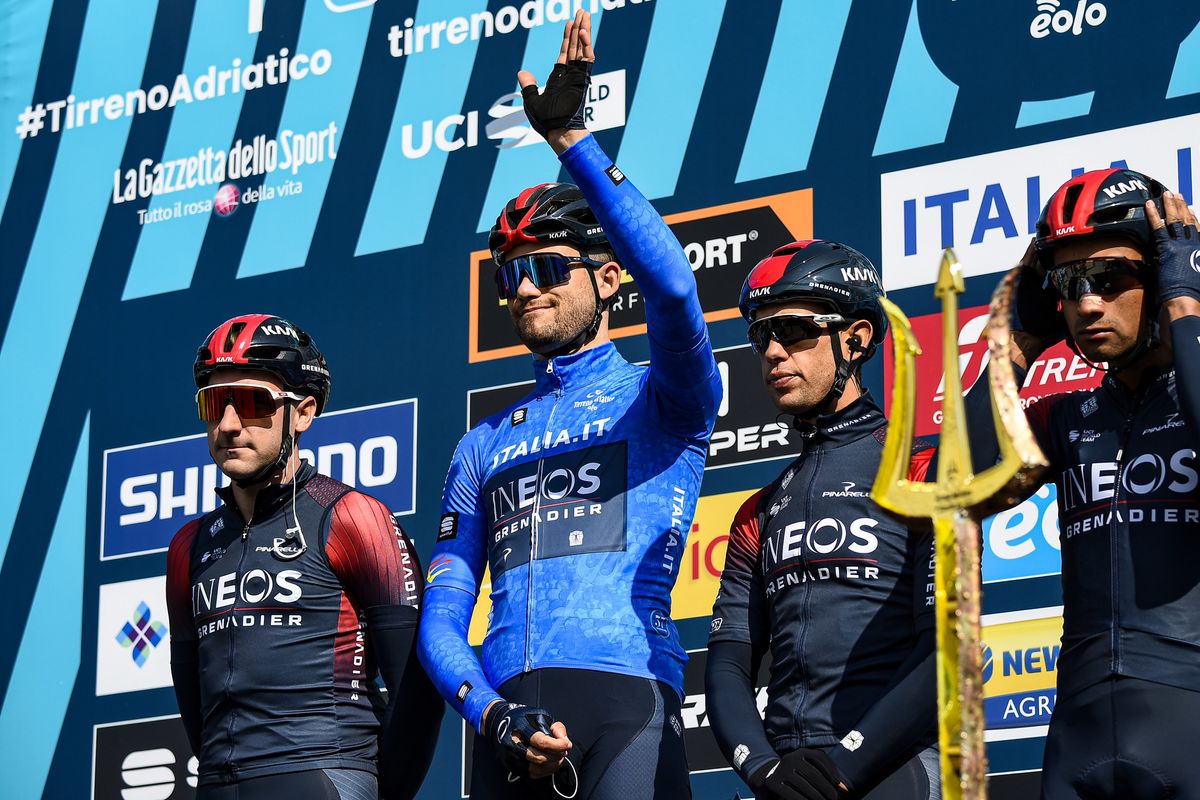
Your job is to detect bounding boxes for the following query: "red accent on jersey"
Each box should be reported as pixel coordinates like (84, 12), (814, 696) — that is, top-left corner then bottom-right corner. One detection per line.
(166, 519), (202, 642)
(326, 491), (423, 610)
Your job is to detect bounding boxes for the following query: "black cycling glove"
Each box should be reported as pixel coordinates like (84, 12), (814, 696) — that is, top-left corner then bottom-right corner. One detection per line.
(522, 59), (592, 138)
(1154, 205), (1200, 303)
(485, 701), (557, 773)
(1012, 263), (1065, 346)
(749, 748), (843, 800)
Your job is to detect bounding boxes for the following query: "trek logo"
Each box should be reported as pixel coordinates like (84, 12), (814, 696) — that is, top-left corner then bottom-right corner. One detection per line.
(483, 441), (628, 577)
(1029, 1), (1107, 39)
(1060, 449), (1198, 511)
(880, 114), (1198, 291)
(102, 399), (416, 560)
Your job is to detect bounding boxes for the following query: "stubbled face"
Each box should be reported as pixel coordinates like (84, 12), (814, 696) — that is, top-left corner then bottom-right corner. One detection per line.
(204, 368), (287, 483)
(1054, 236), (1149, 363)
(754, 300), (844, 415)
(504, 242), (602, 355)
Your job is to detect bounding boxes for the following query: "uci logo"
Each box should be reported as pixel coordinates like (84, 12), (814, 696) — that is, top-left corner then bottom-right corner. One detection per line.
(1029, 1), (1107, 39)
(1190, 249), (1200, 273)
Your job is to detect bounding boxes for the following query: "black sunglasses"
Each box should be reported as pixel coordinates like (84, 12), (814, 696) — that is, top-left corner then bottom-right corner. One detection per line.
(1047, 257), (1145, 302)
(747, 313), (846, 354)
(495, 253), (608, 300)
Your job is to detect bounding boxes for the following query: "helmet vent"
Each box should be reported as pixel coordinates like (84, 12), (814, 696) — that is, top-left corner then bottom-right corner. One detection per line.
(1061, 184), (1084, 222)
(1090, 205), (1136, 225)
(223, 322), (246, 352)
(244, 345), (283, 361)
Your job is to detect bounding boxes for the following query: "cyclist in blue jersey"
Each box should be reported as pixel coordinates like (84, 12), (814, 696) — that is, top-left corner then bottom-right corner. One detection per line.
(706, 241), (939, 800)
(976, 171), (1200, 799)
(417, 11), (721, 800)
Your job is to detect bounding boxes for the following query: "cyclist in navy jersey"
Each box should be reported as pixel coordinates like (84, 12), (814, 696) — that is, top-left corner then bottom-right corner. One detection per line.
(166, 314), (440, 800)
(417, 11), (721, 800)
(974, 170), (1200, 799)
(707, 241), (939, 800)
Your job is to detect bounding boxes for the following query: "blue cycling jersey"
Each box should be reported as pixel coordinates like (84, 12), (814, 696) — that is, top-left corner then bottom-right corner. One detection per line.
(417, 134), (722, 732)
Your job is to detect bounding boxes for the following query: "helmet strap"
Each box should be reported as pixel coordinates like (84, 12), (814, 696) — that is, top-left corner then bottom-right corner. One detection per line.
(543, 268), (606, 358)
(234, 401), (294, 489)
(794, 326), (860, 424)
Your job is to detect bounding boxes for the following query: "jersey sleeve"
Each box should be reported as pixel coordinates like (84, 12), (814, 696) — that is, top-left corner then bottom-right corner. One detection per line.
(709, 488), (770, 649)
(558, 134), (722, 440)
(326, 492), (422, 610)
(417, 429), (502, 733)
(1170, 315), (1200, 443)
(166, 520), (202, 755)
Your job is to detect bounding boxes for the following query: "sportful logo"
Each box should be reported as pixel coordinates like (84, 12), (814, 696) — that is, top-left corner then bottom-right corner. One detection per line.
(115, 601), (167, 668)
(1029, 1), (1108, 39)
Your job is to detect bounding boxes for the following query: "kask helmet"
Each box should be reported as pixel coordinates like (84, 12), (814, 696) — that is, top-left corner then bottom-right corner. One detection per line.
(194, 314), (331, 415)
(489, 183), (608, 264)
(1035, 168), (1166, 265)
(739, 240), (888, 356)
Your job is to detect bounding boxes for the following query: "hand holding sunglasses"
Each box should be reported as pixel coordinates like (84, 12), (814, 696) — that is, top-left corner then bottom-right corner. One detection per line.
(747, 314), (846, 354)
(196, 383), (305, 422)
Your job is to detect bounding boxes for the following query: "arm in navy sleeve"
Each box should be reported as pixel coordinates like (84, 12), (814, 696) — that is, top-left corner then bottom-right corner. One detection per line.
(705, 490), (778, 785)
(166, 521), (203, 756)
(559, 134), (722, 438)
(1169, 314), (1200, 440)
(827, 498), (937, 793)
(327, 493), (440, 799)
(417, 431), (503, 733)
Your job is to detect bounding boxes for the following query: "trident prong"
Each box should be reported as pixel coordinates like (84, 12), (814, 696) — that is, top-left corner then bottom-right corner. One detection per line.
(871, 249), (1048, 800)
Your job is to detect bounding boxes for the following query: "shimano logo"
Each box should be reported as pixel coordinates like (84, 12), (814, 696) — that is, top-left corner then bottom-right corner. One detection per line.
(1029, 1), (1107, 39)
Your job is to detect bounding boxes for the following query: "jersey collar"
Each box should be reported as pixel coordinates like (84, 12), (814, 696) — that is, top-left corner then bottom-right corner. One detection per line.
(533, 342), (626, 394)
(794, 392), (884, 448)
(215, 460), (317, 521)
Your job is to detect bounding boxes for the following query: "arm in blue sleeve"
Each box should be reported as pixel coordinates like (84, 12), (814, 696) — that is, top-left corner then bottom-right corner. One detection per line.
(418, 585), (501, 733)
(559, 134), (721, 437)
(1169, 315), (1200, 439)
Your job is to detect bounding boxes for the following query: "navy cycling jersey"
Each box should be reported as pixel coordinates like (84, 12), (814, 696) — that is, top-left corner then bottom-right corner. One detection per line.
(709, 395), (935, 787)
(418, 134), (722, 732)
(1025, 367), (1200, 695)
(166, 462), (422, 785)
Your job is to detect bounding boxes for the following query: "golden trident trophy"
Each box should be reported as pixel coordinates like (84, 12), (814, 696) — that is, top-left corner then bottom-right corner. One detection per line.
(871, 252), (1048, 800)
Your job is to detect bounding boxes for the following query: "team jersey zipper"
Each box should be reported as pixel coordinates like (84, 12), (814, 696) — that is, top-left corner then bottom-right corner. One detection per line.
(527, 358), (561, 672)
(226, 515), (252, 775)
(1109, 408), (1136, 676)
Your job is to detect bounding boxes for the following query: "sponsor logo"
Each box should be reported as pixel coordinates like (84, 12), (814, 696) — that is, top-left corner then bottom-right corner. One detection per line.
(1029, 0), (1107, 39)
(879, 114), (1198, 291)
(115, 601), (167, 668)
(840, 730), (865, 752)
(457, 681), (473, 702)
(761, 517), (884, 595)
(1058, 449), (1199, 538)
(92, 715), (197, 800)
(981, 610), (1063, 730)
(1142, 412), (1185, 435)
(483, 442), (628, 578)
(1081, 396), (1099, 417)
(511, 407), (527, 426)
(200, 546), (226, 564)
(438, 512), (460, 542)
(710, 617), (722, 633)
(605, 163), (626, 185)
(1068, 429), (1101, 443)
(983, 484), (1062, 583)
(385, 1), (652, 60)
(669, 713), (682, 737)
(191, 568), (304, 639)
(821, 481), (870, 498)
(97, 578), (173, 696)
(882, 306), (1103, 437)
(208, 517), (224, 536)
(733, 744), (750, 768)
(101, 398), (417, 560)
(469, 190), (813, 362)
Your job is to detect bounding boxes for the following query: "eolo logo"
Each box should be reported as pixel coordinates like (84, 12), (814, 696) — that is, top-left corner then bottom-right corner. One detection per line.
(1029, 1), (1108, 38)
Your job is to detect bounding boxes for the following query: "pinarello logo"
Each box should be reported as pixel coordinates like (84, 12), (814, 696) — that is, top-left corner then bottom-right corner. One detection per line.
(214, 184), (240, 216)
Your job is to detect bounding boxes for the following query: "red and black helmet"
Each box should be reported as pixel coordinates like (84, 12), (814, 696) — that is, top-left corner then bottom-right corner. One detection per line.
(488, 182), (608, 264)
(739, 240), (888, 354)
(1035, 168), (1166, 265)
(194, 314), (331, 414)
